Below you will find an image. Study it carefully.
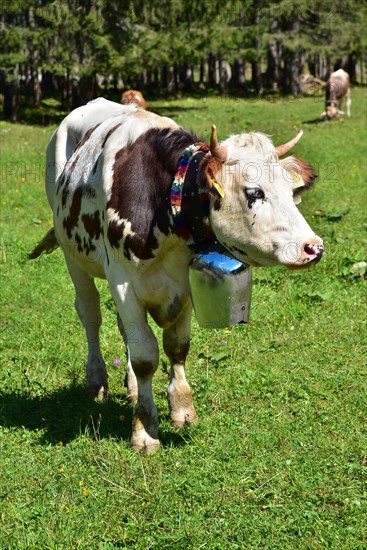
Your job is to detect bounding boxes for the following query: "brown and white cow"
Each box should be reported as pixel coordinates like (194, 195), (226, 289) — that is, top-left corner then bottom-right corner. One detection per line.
(121, 89), (147, 109)
(321, 69), (351, 120)
(30, 98), (324, 452)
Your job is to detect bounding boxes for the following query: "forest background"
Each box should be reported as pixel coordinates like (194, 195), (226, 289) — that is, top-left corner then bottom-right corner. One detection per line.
(1, 0), (366, 123)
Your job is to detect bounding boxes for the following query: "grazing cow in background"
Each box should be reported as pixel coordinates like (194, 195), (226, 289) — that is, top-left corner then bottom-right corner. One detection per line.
(321, 69), (351, 120)
(30, 98), (324, 452)
(121, 89), (147, 109)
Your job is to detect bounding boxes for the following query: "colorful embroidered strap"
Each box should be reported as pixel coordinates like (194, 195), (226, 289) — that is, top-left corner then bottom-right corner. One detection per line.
(170, 144), (202, 217)
(170, 143), (216, 246)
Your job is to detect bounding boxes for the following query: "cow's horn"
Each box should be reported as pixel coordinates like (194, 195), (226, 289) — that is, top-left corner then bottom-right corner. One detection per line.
(275, 130), (303, 157)
(210, 124), (227, 162)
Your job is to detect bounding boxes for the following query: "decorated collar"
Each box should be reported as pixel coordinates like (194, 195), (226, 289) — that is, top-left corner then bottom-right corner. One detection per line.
(170, 143), (216, 248)
(170, 144), (202, 217)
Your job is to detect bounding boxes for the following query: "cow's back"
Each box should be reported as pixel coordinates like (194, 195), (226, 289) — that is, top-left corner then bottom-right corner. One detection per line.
(46, 99), (128, 209)
(50, 101), (179, 278)
(326, 69), (350, 101)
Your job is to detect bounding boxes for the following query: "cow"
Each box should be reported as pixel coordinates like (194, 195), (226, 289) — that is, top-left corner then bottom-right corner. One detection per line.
(29, 97), (324, 453)
(321, 69), (351, 120)
(121, 89), (147, 109)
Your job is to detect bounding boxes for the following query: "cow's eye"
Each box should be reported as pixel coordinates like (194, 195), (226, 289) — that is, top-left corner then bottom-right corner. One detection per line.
(245, 188), (265, 200)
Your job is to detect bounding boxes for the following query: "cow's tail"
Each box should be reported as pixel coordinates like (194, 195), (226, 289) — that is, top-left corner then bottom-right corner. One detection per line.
(28, 227), (59, 259)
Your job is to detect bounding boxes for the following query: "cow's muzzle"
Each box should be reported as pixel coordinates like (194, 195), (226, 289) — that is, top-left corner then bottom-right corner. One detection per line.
(301, 238), (324, 265)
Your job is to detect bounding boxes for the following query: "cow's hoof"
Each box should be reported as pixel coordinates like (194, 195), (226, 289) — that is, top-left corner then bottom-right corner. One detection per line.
(130, 434), (160, 454)
(87, 383), (108, 400)
(171, 409), (198, 428)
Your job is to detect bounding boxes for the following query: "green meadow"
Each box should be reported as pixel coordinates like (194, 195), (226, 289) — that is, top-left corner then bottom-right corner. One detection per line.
(1, 89), (366, 549)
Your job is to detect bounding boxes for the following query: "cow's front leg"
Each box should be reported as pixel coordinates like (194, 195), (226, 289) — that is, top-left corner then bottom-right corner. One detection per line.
(109, 280), (160, 453)
(163, 302), (198, 428)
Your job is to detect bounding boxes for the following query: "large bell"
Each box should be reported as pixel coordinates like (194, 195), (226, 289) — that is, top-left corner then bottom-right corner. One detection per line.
(189, 245), (252, 328)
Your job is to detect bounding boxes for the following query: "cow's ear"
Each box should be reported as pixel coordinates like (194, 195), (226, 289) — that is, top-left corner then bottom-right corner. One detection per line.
(280, 155), (318, 197)
(201, 155), (226, 199)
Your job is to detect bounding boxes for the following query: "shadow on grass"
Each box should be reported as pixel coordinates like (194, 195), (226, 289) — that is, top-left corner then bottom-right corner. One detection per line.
(302, 117), (326, 125)
(0, 383), (188, 450)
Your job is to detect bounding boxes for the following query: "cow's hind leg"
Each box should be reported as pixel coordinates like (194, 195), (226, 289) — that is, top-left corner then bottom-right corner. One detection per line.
(109, 279), (160, 453)
(65, 256), (108, 399)
(117, 313), (138, 402)
(163, 302), (198, 428)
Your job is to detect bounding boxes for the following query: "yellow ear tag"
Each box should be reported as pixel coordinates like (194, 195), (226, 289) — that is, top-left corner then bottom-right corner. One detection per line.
(291, 171), (304, 190)
(210, 177), (225, 198)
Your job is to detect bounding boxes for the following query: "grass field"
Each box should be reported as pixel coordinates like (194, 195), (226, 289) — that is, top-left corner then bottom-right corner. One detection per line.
(1, 89), (366, 549)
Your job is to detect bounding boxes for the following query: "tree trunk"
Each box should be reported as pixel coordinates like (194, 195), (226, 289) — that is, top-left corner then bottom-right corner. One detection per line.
(31, 66), (42, 107)
(252, 12), (263, 95)
(199, 60), (205, 86)
(28, 8), (42, 107)
(161, 65), (176, 95)
(208, 53), (217, 87)
(343, 53), (357, 83)
(282, 16), (302, 96)
(308, 59), (316, 78)
(266, 16), (281, 92)
(233, 59), (246, 89)
(251, 61), (263, 95)
(61, 71), (73, 110)
(4, 79), (20, 122)
(182, 63), (193, 92)
(76, 74), (98, 107)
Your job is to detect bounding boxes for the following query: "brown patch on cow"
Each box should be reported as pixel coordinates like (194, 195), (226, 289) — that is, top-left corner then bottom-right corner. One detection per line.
(167, 295), (184, 323)
(59, 155), (80, 208)
(62, 188), (83, 238)
(83, 236), (96, 256)
(124, 232), (158, 260)
(107, 219), (125, 250)
(107, 128), (199, 259)
(61, 188), (68, 209)
(82, 211), (102, 240)
(101, 123), (123, 149)
(56, 173), (65, 195)
(163, 335), (190, 364)
(75, 232), (83, 252)
(71, 124), (101, 157)
(149, 295), (184, 328)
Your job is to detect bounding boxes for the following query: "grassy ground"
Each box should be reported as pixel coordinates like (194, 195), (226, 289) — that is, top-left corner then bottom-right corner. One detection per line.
(1, 89), (366, 549)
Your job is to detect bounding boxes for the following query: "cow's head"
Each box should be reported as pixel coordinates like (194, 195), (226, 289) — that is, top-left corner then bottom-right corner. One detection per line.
(325, 105), (344, 119)
(121, 90), (147, 109)
(321, 103), (344, 120)
(202, 126), (324, 269)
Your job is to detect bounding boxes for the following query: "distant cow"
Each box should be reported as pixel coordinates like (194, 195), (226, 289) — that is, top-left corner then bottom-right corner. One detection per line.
(30, 98), (324, 452)
(322, 69), (351, 120)
(121, 89), (147, 109)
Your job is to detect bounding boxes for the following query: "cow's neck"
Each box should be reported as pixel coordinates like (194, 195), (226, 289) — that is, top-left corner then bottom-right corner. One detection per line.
(170, 144), (217, 249)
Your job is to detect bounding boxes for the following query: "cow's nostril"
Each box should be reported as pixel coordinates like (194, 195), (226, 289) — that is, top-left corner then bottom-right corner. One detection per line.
(304, 243), (316, 256)
(304, 243), (324, 258)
